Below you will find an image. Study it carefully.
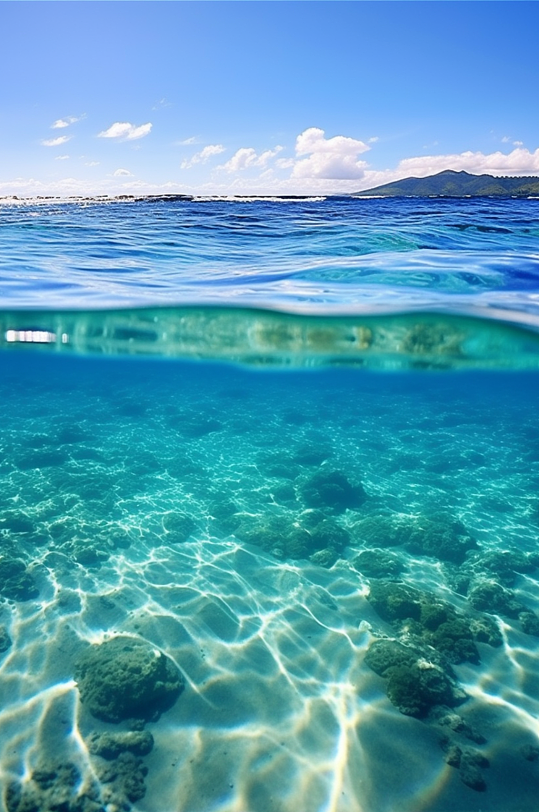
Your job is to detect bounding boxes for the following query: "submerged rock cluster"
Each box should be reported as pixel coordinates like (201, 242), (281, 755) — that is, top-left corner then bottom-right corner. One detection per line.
(5, 638), (184, 812)
(352, 509), (539, 640)
(353, 511), (478, 565)
(74, 636), (184, 723)
(5, 761), (102, 812)
(300, 469), (367, 513)
(363, 578), (505, 790)
(0, 557), (39, 601)
(365, 638), (465, 717)
(234, 509), (351, 568)
(92, 748), (150, 807)
(366, 580), (503, 663)
(5, 730), (156, 812)
(86, 730), (154, 760)
(442, 548), (539, 636)
(0, 625), (12, 653)
(207, 466), (367, 567)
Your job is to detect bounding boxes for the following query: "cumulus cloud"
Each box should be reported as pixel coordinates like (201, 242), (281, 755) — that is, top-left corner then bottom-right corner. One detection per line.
(113, 168), (133, 176)
(390, 147), (539, 178)
(292, 127), (370, 179)
(349, 146), (539, 193)
(85, 161), (100, 167)
(0, 175), (192, 200)
(98, 122), (152, 140)
(219, 146), (283, 173)
(52, 115), (84, 129)
(42, 135), (71, 147)
(181, 144), (225, 169)
(55, 155), (70, 160)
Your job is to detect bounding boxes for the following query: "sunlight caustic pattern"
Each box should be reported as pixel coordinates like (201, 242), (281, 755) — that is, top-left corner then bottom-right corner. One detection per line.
(1, 351), (539, 812)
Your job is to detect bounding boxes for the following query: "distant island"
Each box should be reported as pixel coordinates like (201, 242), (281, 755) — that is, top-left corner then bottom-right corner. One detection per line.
(356, 169), (539, 197)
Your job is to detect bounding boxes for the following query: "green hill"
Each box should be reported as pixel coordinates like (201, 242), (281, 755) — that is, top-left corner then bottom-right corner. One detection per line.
(356, 170), (539, 197)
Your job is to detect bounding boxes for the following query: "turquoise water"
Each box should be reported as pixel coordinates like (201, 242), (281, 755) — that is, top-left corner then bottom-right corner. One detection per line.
(1, 197), (539, 812)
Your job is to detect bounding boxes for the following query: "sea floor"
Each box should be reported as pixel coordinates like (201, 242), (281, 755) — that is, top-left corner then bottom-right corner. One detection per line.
(1, 352), (539, 812)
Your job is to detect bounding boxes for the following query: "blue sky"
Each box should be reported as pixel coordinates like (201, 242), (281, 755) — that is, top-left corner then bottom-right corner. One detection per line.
(2, 1), (538, 196)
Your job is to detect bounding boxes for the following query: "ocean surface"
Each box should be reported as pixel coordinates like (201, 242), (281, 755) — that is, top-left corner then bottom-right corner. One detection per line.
(1, 196), (539, 812)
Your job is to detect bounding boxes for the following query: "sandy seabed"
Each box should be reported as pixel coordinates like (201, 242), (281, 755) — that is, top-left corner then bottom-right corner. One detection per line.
(1, 354), (539, 812)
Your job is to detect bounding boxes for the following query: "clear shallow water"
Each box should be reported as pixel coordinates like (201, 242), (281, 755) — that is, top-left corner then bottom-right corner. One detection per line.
(1, 198), (539, 812)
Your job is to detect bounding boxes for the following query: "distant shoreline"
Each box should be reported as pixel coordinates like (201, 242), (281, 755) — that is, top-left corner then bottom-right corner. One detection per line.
(354, 169), (539, 198)
(2, 191), (539, 205)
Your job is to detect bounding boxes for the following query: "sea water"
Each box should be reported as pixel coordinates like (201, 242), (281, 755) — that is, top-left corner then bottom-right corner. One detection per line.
(1, 197), (539, 812)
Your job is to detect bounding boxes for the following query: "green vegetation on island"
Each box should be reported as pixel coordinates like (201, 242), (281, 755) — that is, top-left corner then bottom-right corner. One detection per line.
(356, 169), (539, 197)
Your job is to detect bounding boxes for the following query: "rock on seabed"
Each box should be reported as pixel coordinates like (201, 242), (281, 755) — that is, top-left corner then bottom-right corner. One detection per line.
(74, 636), (184, 723)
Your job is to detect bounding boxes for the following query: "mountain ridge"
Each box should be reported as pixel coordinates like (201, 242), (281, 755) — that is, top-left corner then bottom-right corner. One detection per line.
(355, 170), (539, 197)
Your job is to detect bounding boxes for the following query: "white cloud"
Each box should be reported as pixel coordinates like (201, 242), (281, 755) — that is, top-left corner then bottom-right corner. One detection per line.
(387, 147), (539, 179)
(177, 136), (198, 146)
(0, 176), (194, 198)
(0, 172), (354, 200)
(42, 136), (71, 147)
(219, 146), (283, 173)
(98, 122), (152, 140)
(85, 161), (100, 167)
(55, 155), (70, 160)
(52, 115), (84, 129)
(6, 135), (539, 200)
(344, 146), (539, 193)
(368, 136), (379, 144)
(513, 140), (524, 147)
(181, 144), (225, 169)
(292, 127), (370, 179)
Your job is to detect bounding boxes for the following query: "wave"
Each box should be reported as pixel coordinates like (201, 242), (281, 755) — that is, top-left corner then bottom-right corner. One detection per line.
(1, 196), (539, 331)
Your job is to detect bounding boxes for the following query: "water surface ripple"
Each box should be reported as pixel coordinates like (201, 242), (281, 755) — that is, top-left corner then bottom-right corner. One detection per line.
(1, 197), (539, 323)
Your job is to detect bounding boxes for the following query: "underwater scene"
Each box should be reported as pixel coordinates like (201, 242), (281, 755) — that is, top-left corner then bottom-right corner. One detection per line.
(1, 196), (539, 812)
